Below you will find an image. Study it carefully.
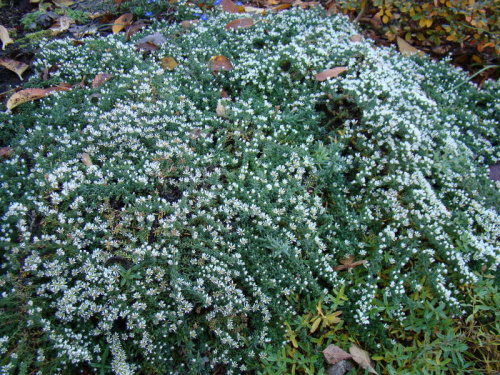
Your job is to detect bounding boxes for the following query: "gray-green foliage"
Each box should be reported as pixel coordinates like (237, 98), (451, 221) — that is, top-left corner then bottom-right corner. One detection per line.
(0, 5), (498, 374)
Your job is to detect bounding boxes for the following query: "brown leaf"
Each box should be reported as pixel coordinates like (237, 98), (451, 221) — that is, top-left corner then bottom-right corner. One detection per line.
(125, 21), (146, 41)
(349, 34), (363, 43)
(81, 152), (93, 167)
(221, 0), (245, 13)
(314, 67), (347, 82)
(225, 18), (254, 30)
(333, 255), (368, 271)
(136, 42), (159, 52)
(272, 3), (291, 11)
(221, 88), (230, 98)
(6, 88), (56, 110)
(0, 25), (14, 50)
(181, 20), (199, 28)
(396, 36), (422, 57)
(0, 57), (29, 80)
(349, 344), (378, 375)
(161, 56), (178, 70)
(322, 344), (353, 365)
(112, 13), (133, 34)
(0, 147), (13, 158)
(91, 74), (113, 88)
(208, 55), (234, 74)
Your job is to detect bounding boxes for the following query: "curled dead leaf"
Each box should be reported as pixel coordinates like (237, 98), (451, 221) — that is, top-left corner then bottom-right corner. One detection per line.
(0, 57), (29, 80)
(161, 57), (178, 70)
(314, 67), (347, 82)
(81, 152), (93, 167)
(112, 13), (133, 34)
(349, 344), (378, 375)
(0, 25), (14, 50)
(333, 255), (367, 271)
(208, 55), (233, 74)
(6, 88), (57, 110)
(322, 344), (353, 365)
(225, 18), (254, 30)
(91, 74), (113, 88)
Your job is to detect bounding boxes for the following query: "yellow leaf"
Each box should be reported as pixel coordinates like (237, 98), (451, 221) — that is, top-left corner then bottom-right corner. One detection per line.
(112, 13), (133, 34)
(426, 18), (433, 27)
(396, 36), (422, 56)
(310, 317), (322, 333)
(0, 57), (28, 80)
(291, 335), (298, 348)
(161, 56), (178, 70)
(7, 88), (55, 110)
(52, 0), (74, 6)
(382, 15), (389, 23)
(372, 355), (384, 361)
(419, 18), (426, 28)
(0, 25), (14, 50)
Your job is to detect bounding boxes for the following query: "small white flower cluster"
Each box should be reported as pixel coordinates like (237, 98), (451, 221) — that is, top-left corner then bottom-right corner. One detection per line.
(0, 6), (498, 374)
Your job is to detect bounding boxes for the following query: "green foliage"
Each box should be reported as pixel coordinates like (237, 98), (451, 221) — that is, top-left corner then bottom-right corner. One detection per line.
(0, 6), (499, 375)
(337, 0), (500, 56)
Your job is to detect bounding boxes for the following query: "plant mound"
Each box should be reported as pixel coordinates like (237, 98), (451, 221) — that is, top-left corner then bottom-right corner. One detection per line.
(0, 7), (499, 375)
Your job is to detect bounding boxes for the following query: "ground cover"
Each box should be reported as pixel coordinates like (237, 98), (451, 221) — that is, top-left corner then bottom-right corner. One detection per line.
(0, 2), (499, 374)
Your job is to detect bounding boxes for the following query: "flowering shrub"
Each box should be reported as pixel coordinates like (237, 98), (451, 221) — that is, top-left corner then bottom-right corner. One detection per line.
(0, 6), (498, 374)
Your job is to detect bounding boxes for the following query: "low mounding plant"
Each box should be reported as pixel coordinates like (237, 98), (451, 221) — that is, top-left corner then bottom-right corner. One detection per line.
(0, 5), (498, 374)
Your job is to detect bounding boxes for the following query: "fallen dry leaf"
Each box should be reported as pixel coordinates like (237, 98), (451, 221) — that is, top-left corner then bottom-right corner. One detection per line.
(221, 88), (230, 98)
(349, 34), (363, 43)
(125, 21), (146, 41)
(208, 55), (234, 74)
(0, 57), (29, 80)
(0, 25), (14, 50)
(225, 18), (254, 30)
(244, 6), (267, 14)
(81, 152), (93, 167)
(136, 42), (159, 52)
(0, 147), (13, 158)
(91, 74), (113, 88)
(137, 32), (167, 46)
(181, 20), (199, 28)
(314, 67), (347, 82)
(221, 0), (245, 13)
(396, 36), (422, 57)
(112, 13), (133, 34)
(161, 56), (178, 70)
(272, 3), (291, 11)
(50, 16), (74, 35)
(333, 255), (367, 271)
(7, 88), (58, 110)
(322, 344), (353, 365)
(349, 344), (378, 375)
(216, 100), (227, 117)
(52, 0), (74, 6)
